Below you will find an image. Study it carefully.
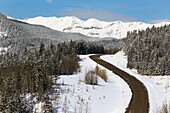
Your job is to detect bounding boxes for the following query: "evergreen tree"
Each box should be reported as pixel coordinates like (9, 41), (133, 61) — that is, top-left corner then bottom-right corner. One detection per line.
(124, 24), (170, 75)
(43, 93), (52, 113)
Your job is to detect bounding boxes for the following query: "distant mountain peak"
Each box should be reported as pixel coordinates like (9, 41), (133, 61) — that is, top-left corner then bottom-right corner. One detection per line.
(22, 16), (170, 39)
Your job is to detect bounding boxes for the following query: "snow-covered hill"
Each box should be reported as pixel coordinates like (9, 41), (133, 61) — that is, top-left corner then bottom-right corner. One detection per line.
(23, 16), (170, 39)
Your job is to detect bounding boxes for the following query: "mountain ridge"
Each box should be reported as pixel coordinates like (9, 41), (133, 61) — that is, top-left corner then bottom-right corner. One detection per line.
(0, 14), (99, 52)
(22, 16), (170, 39)
(1, 13), (123, 52)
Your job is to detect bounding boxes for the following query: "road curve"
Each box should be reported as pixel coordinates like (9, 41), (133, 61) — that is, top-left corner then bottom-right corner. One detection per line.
(90, 55), (149, 113)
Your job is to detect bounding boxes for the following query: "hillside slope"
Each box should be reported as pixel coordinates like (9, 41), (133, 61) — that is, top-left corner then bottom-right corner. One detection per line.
(0, 13), (100, 52)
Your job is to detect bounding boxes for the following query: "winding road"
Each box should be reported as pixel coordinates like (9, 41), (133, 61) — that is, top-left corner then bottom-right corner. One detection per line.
(90, 55), (149, 113)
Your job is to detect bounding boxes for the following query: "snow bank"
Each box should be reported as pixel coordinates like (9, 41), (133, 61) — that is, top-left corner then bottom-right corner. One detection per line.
(101, 51), (170, 113)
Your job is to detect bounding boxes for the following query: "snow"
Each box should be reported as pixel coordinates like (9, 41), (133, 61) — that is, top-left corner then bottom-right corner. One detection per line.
(101, 51), (170, 113)
(23, 16), (83, 32)
(22, 16), (170, 39)
(0, 47), (8, 54)
(80, 18), (111, 28)
(0, 31), (7, 38)
(0, 47), (7, 51)
(50, 55), (132, 113)
(32, 53), (169, 113)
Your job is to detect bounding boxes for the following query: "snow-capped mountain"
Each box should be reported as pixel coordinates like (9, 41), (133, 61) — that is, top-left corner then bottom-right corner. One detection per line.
(23, 16), (83, 32)
(2, 12), (116, 52)
(23, 16), (170, 39)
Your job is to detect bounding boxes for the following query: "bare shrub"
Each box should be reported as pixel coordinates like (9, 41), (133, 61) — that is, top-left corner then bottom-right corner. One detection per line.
(165, 81), (169, 93)
(98, 69), (107, 82)
(85, 70), (98, 85)
(95, 65), (107, 82)
(95, 65), (100, 75)
(86, 86), (89, 92)
(86, 102), (90, 113)
(156, 101), (170, 113)
(74, 105), (77, 113)
(85, 65), (107, 85)
(63, 96), (68, 113)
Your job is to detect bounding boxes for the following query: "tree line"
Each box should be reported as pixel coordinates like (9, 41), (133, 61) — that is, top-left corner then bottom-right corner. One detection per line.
(0, 40), (112, 112)
(124, 25), (170, 75)
(0, 41), (79, 112)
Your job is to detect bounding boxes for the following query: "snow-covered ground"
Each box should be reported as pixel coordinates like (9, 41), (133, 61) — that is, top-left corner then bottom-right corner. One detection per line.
(32, 52), (169, 113)
(49, 55), (132, 113)
(0, 47), (7, 51)
(0, 31), (7, 38)
(22, 16), (170, 39)
(0, 47), (8, 55)
(101, 51), (170, 113)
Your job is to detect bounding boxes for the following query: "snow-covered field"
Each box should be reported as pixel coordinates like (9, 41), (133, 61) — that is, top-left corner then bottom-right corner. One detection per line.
(22, 16), (170, 39)
(50, 55), (132, 113)
(101, 51), (170, 113)
(32, 52), (169, 113)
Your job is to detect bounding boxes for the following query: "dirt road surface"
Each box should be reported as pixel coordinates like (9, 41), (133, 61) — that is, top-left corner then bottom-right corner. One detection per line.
(90, 55), (149, 113)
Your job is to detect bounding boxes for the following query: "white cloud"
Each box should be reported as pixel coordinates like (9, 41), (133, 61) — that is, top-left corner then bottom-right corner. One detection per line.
(46, 0), (52, 3)
(151, 19), (170, 24)
(62, 8), (137, 22)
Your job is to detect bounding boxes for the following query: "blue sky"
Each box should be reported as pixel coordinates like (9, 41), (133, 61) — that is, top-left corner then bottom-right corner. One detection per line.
(0, 0), (170, 23)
